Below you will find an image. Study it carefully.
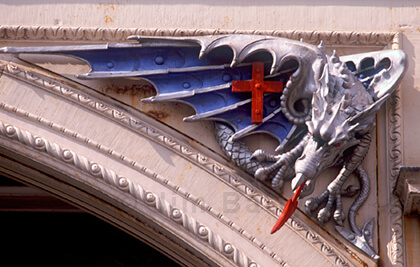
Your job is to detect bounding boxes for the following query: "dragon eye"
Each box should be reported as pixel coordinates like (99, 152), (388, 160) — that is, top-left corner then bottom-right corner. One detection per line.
(334, 142), (341, 147)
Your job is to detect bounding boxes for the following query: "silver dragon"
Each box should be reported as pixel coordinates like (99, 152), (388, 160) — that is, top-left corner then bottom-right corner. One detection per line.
(213, 38), (406, 259)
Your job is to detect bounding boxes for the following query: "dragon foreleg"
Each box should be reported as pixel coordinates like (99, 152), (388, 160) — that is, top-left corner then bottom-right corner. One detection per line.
(214, 122), (307, 191)
(316, 133), (371, 224)
(253, 134), (310, 189)
(328, 133), (371, 194)
(305, 132), (378, 258)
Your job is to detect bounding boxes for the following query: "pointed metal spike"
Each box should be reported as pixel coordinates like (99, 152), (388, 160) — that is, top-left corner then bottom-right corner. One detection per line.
(275, 125), (299, 153)
(330, 102), (342, 122)
(270, 66), (276, 75)
(347, 122), (360, 133)
(230, 59), (239, 68)
(184, 99), (252, 122)
(0, 44), (108, 54)
(146, 83), (231, 102)
(230, 124), (259, 142)
(318, 40), (325, 50)
(318, 64), (330, 96)
(141, 97), (156, 103)
(331, 50), (340, 63)
(127, 35), (139, 41)
(199, 50), (207, 59)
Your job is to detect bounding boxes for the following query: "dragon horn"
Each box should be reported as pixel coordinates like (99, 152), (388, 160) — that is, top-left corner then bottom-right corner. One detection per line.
(347, 93), (389, 126)
(318, 40), (325, 51)
(331, 50), (340, 63)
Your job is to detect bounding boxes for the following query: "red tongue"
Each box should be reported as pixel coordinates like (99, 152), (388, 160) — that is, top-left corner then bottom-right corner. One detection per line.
(271, 183), (305, 234)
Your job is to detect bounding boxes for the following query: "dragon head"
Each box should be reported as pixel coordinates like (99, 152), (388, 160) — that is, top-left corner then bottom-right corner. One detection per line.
(291, 49), (407, 196)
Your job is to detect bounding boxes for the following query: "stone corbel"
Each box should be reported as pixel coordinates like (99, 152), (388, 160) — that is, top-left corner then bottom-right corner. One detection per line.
(395, 167), (420, 215)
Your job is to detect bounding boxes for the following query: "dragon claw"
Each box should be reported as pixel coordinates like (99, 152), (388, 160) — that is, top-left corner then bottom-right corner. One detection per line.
(333, 208), (346, 226)
(305, 198), (321, 213)
(252, 149), (296, 189)
(271, 178), (284, 190)
(305, 189), (345, 225)
(251, 149), (279, 162)
(251, 149), (269, 162)
(305, 189), (329, 213)
(254, 167), (269, 181)
(318, 206), (333, 224)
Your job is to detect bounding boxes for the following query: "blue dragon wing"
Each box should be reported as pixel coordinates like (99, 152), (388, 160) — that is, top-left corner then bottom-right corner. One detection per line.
(2, 35), (295, 144)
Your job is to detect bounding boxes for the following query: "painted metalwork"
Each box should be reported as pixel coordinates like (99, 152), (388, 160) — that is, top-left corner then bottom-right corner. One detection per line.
(232, 62), (283, 123)
(0, 35), (407, 260)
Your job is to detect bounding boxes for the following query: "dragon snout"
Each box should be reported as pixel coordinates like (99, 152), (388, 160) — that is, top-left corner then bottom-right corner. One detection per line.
(292, 173), (307, 191)
(292, 173), (316, 198)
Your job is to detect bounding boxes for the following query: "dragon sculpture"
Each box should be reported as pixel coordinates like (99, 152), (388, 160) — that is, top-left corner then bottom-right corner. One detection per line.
(1, 35), (407, 259)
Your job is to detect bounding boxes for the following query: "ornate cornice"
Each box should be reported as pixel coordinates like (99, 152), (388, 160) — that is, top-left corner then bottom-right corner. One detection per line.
(0, 60), (352, 266)
(0, 25), (394, 46)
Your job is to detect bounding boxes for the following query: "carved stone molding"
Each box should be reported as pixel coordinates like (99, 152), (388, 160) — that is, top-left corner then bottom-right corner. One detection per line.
(0, 25), (394, 46)
(380, 32), (404, 267)
(0, 100), (287, 266)
(0, 119), (260, 267)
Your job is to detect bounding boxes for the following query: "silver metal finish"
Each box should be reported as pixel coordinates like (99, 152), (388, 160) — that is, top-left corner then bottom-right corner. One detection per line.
(211, 37), (407, 259)
(132, 36), (407, 258)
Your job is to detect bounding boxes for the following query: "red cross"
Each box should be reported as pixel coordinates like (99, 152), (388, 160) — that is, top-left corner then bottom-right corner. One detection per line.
(232, 62), (284, 123)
